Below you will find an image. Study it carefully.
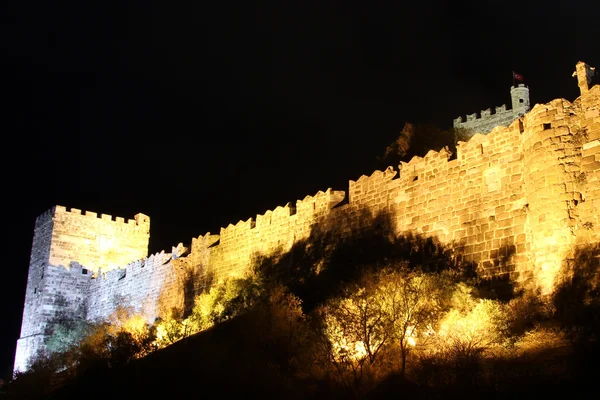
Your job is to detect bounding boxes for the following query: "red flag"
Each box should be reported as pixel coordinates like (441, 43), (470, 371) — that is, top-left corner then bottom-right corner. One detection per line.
(513, 72), (524, 81)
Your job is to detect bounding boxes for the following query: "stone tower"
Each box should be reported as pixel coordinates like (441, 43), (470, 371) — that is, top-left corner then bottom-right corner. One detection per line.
(14, 206), (150, 373)
(510, 84), (531, 117)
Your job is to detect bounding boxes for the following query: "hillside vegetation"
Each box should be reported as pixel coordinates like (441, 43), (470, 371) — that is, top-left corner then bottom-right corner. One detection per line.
(6, 217), (600, 399)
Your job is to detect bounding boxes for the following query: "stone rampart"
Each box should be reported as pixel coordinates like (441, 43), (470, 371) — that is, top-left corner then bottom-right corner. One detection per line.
(86, 251), (179, 323)
(186, 85), (598, 294)
(14, 77), (600, 374)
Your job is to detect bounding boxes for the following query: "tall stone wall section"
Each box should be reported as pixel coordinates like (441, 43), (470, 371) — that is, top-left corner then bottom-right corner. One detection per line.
(15, 83), (600, 374)
(574, 88), (600, 249)
(194, 120), (530, 283)
(191, 189), (347, 284)
(521, 96), (600, 291)
(14, 207), (151, 372)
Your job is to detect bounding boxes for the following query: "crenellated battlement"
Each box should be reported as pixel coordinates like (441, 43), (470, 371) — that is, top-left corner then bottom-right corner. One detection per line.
(93, 250), (171, 282)
(44, 206), (150, 275)
(54, 205), (150, 228)
(454, 105), (519, 128)
(454, 84), (530, 135)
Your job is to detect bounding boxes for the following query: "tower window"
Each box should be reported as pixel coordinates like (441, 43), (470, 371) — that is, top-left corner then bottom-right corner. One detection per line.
(519, 99), (524, 103)
(82, 268), (88, 275)
(543, 123), (551, 130)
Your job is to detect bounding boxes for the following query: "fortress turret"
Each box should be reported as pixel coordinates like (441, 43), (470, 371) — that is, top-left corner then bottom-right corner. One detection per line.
(510, 84), (531, 117)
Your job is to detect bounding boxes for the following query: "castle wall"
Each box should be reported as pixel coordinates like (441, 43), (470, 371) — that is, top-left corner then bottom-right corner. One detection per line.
(15, 82), (600, 374)
(187, 119), (530, 284)
(196, 189), (347, 284)
(185, 86), (598, 293)
(67, 86), (600, 327)
(86, 251), (182, 324)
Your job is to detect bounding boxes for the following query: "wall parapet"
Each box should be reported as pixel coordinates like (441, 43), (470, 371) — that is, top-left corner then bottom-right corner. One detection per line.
(53, 205), (150, 228)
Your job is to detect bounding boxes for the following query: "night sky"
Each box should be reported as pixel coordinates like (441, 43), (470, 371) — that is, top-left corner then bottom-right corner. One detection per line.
(1, 1), (598, 377)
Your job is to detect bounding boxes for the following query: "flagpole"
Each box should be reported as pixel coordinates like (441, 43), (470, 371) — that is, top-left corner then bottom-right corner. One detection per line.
(512, 71), (515, 87)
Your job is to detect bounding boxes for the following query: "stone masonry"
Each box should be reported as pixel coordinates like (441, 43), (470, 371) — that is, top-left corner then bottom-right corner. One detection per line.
(14, 62), (600, 373)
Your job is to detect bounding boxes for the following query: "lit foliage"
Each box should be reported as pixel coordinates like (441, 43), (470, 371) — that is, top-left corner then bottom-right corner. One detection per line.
(315, 266), (456, 384)
(154, 276), (262, 348)
(77, 306), (157, 367)
(154, 308), (198, 348)
(378, 123), (470, 169)
(317, 286), (386, 367)
(44, 316), (91, 356)
(376, 268), (452, 374)
(433, 298), (507, 358)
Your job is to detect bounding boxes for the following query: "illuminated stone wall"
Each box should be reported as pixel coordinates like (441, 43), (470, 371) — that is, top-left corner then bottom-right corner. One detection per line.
(15, 77), (600, 374)
(188, 87), (597, 293)
(48, 206), (150, 273)
(188, 84), (598, 295)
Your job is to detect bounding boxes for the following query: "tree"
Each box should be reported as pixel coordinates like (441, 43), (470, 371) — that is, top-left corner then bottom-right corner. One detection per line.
(76, 306), (157, 369)
(376, 267), (450, 376)
(249, 284), (314, 379)
(315, 273), (390, 390)
(314, 265), (455, 389)
(44, 315), (92, 356)
(378, 122), (414, 168)
(378, 123), (471, 169)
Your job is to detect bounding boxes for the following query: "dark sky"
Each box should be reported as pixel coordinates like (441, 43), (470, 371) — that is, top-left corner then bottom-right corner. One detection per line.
(1, 1), (598, 377)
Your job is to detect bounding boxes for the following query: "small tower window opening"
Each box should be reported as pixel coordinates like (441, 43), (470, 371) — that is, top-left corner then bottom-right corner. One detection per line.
(543, 123), (551, 130)
(519, 98), (524, 103)
(82, 268), (88, 275)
